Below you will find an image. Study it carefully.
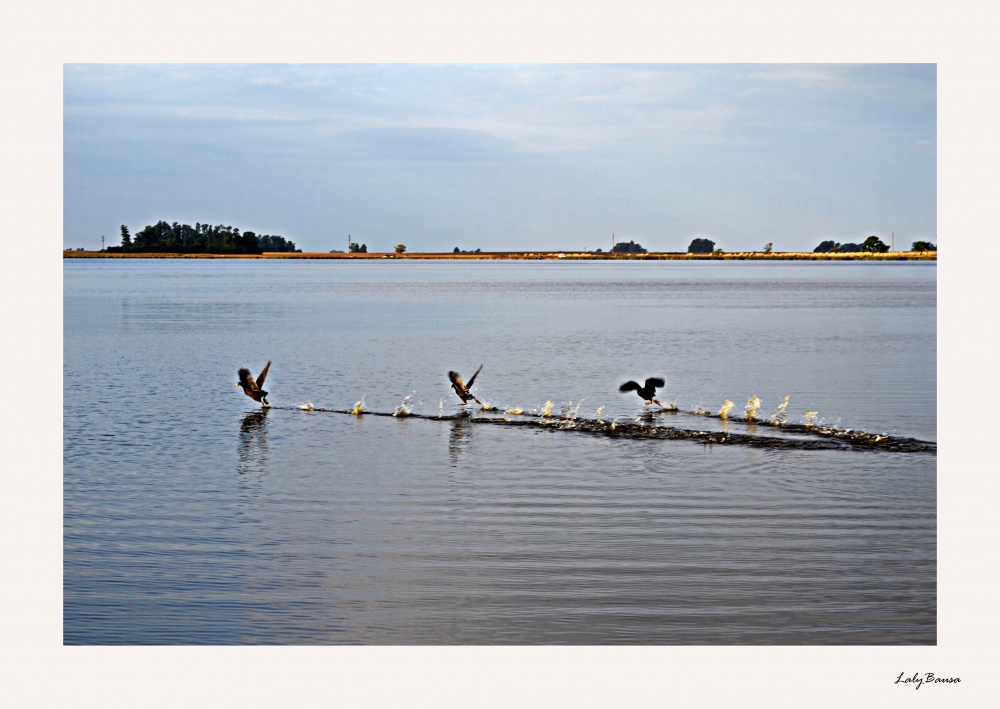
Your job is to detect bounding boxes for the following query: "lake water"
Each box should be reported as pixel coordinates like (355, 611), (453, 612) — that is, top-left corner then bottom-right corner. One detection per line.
(63, 259), (935, 644)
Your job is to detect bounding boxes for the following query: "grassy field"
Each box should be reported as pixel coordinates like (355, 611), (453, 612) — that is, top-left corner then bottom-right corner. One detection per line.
(64, 250), (937, 261)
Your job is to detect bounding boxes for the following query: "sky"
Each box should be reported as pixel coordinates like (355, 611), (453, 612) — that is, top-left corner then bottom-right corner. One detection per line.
(64, 63), (936, 253)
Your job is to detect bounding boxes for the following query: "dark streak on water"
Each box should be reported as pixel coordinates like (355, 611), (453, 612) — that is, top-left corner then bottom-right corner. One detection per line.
(292, 405), (938, 453)
(64, 260), (936, 644)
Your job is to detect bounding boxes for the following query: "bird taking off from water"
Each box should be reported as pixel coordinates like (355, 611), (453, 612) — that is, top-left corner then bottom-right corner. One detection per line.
(619, 377), (665, 406)
(237, 361), (271, 406)
(449, 365), (483, 406)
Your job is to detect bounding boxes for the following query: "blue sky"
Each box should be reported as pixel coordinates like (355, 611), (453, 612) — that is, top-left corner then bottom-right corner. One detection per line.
(64, 63), (936, 253)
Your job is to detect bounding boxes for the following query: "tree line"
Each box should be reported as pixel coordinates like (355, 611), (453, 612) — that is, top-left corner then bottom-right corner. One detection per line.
(814, 237), (935, 254)
(108, 221), (300, 254)
(606, 236), (935, 255)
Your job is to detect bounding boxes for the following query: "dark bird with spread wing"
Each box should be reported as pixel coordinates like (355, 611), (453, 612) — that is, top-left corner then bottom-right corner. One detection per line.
(448, 365), (483, 406)
(619, 377), (665, 406)
(237, 361), (272, 406)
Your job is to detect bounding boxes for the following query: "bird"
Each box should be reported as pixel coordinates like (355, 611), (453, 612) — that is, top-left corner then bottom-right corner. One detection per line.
(449, 365), (483, 406)
(237, 361), (272, 406)
(619, 377), (665, 406)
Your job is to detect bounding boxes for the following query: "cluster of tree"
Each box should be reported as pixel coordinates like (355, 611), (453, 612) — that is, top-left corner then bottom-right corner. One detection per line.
(109, 222), (299, 254)
(453, 247), (482, 253)
(911, 241), (936, 252)
(349, 241), (368, 253)
(814, 236), (889, 254)
(611, 240), (647, 254)
(815, 240), (856, 253)
(687, 238), (716, 254)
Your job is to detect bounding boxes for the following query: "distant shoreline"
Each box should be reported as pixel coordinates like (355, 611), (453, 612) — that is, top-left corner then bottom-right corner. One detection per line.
(64, 250), (937, 261)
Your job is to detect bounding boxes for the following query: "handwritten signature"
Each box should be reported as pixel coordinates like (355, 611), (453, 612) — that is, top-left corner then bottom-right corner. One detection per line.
(895, 672), (961, 689)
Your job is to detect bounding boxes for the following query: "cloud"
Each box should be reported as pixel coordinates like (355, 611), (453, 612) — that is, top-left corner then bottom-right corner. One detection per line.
(745, 64), (852, 89)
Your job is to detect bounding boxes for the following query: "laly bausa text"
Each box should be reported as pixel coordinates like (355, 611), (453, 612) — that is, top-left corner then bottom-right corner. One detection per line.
(895, 672), (961, 689)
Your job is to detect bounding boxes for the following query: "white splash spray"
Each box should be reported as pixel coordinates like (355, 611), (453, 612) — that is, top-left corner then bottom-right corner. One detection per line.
(393, 393), (415, 417)
(769, 395), (790, 424)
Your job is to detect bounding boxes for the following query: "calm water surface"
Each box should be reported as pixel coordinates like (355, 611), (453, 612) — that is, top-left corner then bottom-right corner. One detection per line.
(64, 260), (935, 644)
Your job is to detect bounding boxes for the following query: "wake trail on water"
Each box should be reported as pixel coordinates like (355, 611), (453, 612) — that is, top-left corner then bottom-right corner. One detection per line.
(270, 400), (935, 454)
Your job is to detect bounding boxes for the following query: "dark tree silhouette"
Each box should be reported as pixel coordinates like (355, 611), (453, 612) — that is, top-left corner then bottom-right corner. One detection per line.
(814, 240), (839, 253)
(861, 235), (889, 253)
(688, 238), (715, 254)
(107, 221), (298, 254)
(912, 240), (936, 252)
(611, 240), (647, 253)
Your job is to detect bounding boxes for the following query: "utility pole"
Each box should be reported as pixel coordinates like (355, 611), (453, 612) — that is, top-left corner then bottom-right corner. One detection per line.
(101, 235), (104, 251)
(611, 233), (615, 252)
(348, 234), (351, 253)
(891, 232), (895, 252)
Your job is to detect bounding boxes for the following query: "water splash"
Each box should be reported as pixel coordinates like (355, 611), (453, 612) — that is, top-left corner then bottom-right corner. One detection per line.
(393, 393), (415, 417)
(350, 396), (365, 416)
(563, 400), (583, 420)
(769, 395), (790, 424)
(744, 395), (762, 421)
(298, 401), (316, 411)
(481, 402), (497, 411)
(540, 401), (555, 418)
(691, 405), (710, 415)
(438, 399), (444, 418)
(504, 407), (524, 415)
(595, 405), (605, 423)
(804, 411), (819, 426)
(241, 403), (935, 453)
(719, 399), (735, 418)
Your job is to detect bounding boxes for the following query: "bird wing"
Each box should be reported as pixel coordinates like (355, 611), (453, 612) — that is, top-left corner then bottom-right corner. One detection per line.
(465, 364), (483, 388)
(448, 371), (466, 390)
(238, 368), (259, 392)
(256, 361), (272, 388)
(619, 380), (640, 393)
(645, 377), (665, 390)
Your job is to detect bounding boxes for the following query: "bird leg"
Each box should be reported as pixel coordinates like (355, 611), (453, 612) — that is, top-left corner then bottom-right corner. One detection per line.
(652, 398), (661, 406)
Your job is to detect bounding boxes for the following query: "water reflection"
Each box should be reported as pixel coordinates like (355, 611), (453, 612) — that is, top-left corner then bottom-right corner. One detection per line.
(237, 408), (270, 477)
(448, 418), (473, 466)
